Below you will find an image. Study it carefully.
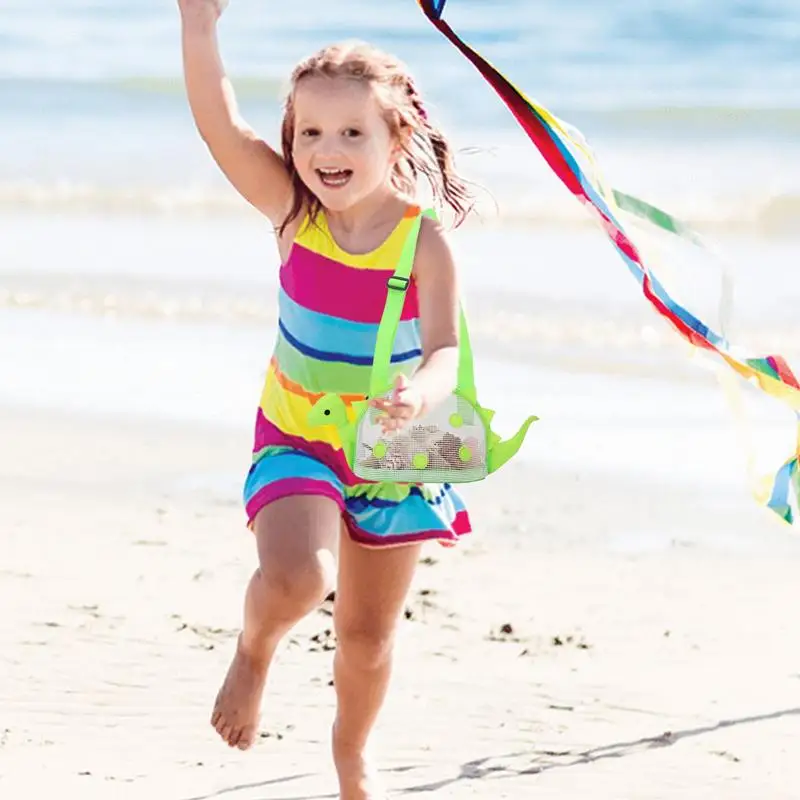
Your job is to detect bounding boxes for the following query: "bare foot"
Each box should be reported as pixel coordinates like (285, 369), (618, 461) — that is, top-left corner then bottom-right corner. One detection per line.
(332, 725), (384, 800)
(210, 636), (269, 750)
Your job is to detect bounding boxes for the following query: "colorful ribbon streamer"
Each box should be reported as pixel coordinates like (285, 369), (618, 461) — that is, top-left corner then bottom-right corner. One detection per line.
(417, 0), (800, 524)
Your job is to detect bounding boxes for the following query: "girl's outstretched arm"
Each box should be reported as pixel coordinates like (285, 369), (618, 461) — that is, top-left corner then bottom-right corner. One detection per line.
(178, 0), (292, 225)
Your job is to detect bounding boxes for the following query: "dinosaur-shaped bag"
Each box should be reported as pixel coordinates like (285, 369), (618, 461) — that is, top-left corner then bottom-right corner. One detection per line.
(307, 208), (538, 484)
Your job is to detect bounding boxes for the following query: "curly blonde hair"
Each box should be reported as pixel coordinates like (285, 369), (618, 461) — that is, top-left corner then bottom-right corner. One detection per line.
(278, 41), (474, 235)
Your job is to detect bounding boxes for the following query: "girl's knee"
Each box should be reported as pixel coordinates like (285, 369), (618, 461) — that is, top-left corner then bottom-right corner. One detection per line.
(335, 617), (397, 671)
(251, 495), (340, 613)
(258, 553), (335, 612)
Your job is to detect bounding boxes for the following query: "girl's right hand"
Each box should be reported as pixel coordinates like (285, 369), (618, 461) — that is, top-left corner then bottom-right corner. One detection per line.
(178, 0), (229, 29)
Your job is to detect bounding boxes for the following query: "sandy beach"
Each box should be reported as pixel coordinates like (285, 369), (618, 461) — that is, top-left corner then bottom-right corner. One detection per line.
(2, 404), (799, 800)
(3, 1), (800, 797)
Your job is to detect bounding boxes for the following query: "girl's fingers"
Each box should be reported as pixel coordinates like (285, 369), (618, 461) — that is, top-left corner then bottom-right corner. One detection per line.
(370, 389), (417, 432)
(373, 402), (414, 431)
(371, 399), (414, 417)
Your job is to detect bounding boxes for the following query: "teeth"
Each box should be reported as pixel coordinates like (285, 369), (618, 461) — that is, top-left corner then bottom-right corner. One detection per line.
(317, 168), (352, 187)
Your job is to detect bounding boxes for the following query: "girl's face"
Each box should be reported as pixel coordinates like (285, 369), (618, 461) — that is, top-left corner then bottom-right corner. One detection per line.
(291, 76), (401, 212)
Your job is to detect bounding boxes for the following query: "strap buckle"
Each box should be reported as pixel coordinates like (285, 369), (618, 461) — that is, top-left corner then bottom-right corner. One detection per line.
(386, 275), (410, 291)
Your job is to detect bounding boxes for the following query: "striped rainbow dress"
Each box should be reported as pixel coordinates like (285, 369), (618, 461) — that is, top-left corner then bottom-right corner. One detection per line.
(243, 204), (471, 547)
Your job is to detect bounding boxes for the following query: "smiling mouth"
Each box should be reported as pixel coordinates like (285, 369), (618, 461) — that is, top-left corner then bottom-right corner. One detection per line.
(316, 168), (353, 188)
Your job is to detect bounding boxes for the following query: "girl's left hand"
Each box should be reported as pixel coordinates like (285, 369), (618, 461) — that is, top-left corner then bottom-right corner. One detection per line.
(369, 374), (424, 431)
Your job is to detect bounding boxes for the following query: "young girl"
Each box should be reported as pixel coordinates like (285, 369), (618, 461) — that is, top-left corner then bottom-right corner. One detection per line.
(179, 1), (474, 796)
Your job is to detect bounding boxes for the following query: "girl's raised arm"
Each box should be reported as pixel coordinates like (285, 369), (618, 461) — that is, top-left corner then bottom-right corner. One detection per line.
(179, 0), (292, 226)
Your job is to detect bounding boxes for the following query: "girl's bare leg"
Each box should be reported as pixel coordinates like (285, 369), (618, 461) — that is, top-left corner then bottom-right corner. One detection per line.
(332, 526), (422, 799)
(211, 495), (340, 749)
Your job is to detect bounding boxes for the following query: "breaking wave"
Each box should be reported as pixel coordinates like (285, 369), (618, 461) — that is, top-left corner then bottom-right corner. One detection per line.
(3, 180), (800, 236)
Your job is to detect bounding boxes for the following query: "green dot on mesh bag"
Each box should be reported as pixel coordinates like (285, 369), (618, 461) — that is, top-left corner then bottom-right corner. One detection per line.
(373, 442), (388, 459)
(412, 452), (429, 470)
(449, 413), (464, 428)
(458, 446), (472, 463)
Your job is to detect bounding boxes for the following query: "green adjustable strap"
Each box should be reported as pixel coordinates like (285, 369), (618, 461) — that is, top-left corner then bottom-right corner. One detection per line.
(369, 208), (476, 402)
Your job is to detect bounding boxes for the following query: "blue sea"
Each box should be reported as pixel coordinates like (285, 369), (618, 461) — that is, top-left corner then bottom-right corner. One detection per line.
(3, 0), (800, 225)
(1, 0), (798, 504)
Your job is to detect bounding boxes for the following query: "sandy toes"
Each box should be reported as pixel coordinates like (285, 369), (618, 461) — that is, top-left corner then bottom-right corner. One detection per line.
(210, 637), (269, 750)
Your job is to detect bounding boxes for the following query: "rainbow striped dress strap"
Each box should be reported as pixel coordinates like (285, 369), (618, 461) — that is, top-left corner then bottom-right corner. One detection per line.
(416, 0), (800, 525)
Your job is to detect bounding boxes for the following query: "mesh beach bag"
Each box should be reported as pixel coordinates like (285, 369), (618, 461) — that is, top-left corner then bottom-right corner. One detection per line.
(308, 208), (538, 484)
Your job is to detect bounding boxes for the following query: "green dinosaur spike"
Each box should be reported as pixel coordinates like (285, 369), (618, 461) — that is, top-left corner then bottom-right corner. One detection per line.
(475, 404), (496, 428)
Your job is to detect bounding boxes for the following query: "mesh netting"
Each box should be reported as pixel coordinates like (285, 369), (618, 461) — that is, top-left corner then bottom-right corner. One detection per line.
(354, 391), (489, 484)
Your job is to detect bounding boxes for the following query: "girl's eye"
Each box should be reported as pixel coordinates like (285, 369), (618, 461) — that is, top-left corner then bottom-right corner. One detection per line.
(301, 128), (320, 138)
(343, 128), (362, 139)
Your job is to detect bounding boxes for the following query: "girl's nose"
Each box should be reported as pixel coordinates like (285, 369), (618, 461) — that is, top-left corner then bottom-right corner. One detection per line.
(314, 133), (344, 159)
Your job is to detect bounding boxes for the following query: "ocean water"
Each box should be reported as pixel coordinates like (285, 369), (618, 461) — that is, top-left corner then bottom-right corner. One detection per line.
(3, 0), (800, 228)
(1, 0), (798, 507)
